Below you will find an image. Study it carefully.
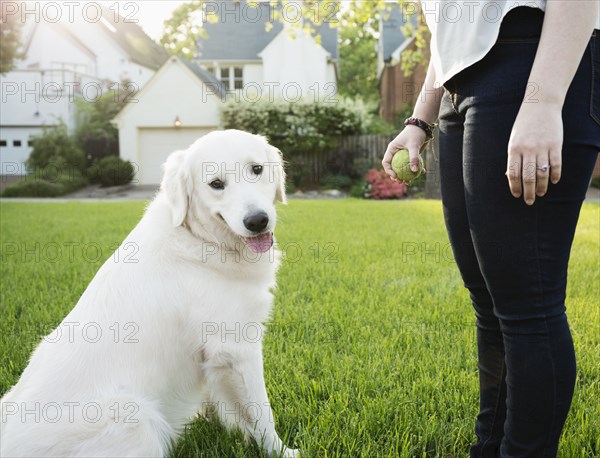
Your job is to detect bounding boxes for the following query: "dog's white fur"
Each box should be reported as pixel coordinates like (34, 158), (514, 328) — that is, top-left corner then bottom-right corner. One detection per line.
(0, 130), (298, 457)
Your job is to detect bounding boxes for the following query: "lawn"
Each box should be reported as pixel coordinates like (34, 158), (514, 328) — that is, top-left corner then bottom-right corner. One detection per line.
(1, 200), (598, 457)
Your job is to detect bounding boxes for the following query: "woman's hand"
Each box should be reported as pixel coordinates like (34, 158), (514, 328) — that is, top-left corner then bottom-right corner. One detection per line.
(506, 101), (563, 205)
(382, 126), (428, 181)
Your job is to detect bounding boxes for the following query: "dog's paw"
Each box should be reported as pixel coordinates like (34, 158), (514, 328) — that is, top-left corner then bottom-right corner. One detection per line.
(283, 448), (300, 458)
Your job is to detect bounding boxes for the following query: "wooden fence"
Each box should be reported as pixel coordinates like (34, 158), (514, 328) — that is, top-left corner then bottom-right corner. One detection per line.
(292, 134), (395, 184)
(291, 133), (442, 198)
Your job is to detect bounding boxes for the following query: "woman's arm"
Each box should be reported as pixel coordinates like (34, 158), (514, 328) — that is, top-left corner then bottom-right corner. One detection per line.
(412, 60), (444, 125)
(507, 1), (599, 204)
(382, 60), (444, 179)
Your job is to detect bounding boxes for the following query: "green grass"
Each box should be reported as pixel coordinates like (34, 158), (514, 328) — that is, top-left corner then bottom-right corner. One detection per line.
(1, 200), (598, 457)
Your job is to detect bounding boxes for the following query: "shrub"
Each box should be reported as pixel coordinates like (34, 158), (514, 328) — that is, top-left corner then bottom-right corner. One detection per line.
(591, 176), (600, 189)
(75, 85), (129, 162)
(1, 179), (62, 197)
(365, 169), (408, 199)
(221, 98), (364, 157)
(87, 156), (134, 188)
(0, 168), (87, 197)
(321, 174), (353, 190)
(350, 179), (368, 198)
(26, 123), (87, 173)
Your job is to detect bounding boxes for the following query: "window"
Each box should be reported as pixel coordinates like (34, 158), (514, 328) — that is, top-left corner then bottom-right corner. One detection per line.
(0, 140), (6, 147)
(219, 66), (243, 91)
(233, 67), (243, 90)
(13, 140), (21, 147)
(221, 67), (230, 89)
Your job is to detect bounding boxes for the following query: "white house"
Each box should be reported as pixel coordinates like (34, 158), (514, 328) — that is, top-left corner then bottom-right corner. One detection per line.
(196, 1), (339, 102)
(112, 56), (226, 185)
(0, 5), (167, 177)
(112, 0), (339, 186)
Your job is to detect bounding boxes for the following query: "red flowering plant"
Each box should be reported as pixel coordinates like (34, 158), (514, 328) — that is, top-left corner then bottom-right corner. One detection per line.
(365, 169), (408, 199)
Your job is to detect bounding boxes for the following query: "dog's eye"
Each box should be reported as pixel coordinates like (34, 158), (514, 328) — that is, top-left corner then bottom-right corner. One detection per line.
(209, 179), (225, 190)
(252, 165), (263, 175)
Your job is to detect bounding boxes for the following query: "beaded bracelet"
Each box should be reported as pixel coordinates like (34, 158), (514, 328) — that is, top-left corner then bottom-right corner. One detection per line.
(404, 117), (435, 140)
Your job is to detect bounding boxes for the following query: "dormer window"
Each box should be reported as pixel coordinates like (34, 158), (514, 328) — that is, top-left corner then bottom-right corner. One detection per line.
(219, 66), (244, 91)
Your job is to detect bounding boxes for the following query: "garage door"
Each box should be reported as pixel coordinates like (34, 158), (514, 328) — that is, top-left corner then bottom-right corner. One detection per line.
(138, 127), (215, 185)
(0, 126), (44, 176)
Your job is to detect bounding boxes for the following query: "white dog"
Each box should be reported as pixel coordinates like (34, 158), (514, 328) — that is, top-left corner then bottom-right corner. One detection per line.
(0, 130), (298, 457)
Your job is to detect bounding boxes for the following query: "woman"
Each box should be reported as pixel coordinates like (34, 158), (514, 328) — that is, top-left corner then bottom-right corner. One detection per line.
(382, 1), (599, 456)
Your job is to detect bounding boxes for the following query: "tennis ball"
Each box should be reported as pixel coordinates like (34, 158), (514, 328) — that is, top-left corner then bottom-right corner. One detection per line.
(391, 148), (424, 182)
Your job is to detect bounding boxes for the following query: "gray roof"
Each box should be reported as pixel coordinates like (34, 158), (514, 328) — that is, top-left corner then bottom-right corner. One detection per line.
(196, 1), (338, 62)
(23, 7), (168, 71)
(98, 6), (169, 70)
(175, 56), (227, 99)
(380, 4), (411, 62)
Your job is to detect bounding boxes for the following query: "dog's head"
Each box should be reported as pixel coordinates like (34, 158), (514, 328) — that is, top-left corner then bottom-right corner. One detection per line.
(160, 130), (286, 253)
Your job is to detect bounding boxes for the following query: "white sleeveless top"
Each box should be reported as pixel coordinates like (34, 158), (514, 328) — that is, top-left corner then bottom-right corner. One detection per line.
(422, 0), (600, 85)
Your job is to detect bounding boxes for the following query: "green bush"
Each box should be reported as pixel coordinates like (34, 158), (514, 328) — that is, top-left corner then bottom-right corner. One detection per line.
(88, 156), (134, 188)
(321, 174), (353, 190)
(26, 123), (87, 173)
(0, 168), (88, 197)
(350, 179), (368, 198)
(591, 176), (600, 189)
(75, 85), (129, 160)
(21, 121), (91, 197)
(221, 98), (364, 157)
(1, 179), (62, 197)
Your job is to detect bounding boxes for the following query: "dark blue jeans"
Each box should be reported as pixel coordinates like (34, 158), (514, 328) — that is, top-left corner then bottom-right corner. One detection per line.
(438, 8), (600, 458)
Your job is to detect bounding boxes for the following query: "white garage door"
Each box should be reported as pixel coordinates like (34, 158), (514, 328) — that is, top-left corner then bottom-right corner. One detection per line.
(138, 127), (215, 185)
(0, 126), (44, 175)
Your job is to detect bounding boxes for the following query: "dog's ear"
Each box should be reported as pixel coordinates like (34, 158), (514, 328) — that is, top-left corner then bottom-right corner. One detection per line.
(266, 145), (287, 204)
(161, 149), (190, 226)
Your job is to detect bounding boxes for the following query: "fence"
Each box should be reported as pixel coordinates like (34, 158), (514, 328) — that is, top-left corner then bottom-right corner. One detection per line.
(291, 133), (442, 198)
(292, 134), (395, 184)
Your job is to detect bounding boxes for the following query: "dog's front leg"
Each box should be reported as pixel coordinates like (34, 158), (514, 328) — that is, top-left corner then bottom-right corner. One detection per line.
(208, 344), (298, 457)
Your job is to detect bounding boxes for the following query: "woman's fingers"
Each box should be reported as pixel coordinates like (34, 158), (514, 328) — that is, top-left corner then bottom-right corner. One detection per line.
(522, 158), (538, 205)
(382, 127), (427, 181)
(535, 161), (550, 198)
(408, 145), (421, 173)
(507, 150), (562, 205)
(549, 148), (562, 184)
(506, 153), (523, 198)
(382, 144), (399, 180)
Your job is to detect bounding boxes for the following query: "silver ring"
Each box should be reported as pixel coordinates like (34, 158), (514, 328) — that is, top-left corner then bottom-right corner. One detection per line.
(536, 164), (550, 172)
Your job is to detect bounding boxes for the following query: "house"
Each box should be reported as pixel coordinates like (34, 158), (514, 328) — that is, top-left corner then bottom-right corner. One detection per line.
(197, 0), (338, 101)
(0, 5), (168, 179)
(112, 56), (225, 185)
(378, 4), (429, 123)
(112, 0), (339, 186)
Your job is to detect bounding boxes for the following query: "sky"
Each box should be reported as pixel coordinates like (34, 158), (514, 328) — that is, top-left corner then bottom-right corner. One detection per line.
(14, 1), (347, 42)
(127, 1), (189, 40)
(106, 1), (188, 40)
(102, 1), (348, 40)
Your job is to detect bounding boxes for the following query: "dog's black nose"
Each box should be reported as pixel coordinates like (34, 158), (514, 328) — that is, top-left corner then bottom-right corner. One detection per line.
(243, 211), (269, 233)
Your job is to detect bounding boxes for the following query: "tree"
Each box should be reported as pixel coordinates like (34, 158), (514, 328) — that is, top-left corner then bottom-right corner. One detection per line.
(74, 83), (131, 160)
(337, 6), (380, 104)
(0, 7), (23, 74)
(158, 0), (427, 74)
(339, 0), (428, 76)
(160, 0), (208, 60)
(75, 85), (129, 144)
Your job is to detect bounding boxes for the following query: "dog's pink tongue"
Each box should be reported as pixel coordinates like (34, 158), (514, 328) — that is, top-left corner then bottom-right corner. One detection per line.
(244, 232), (273, 253)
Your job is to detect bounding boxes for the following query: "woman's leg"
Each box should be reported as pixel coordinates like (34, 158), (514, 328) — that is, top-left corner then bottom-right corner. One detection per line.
(439, 14), (599, 455)
(450, 37), (598, 458)
(461, 112), (596, 458)
(438, 91), (507, 457)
